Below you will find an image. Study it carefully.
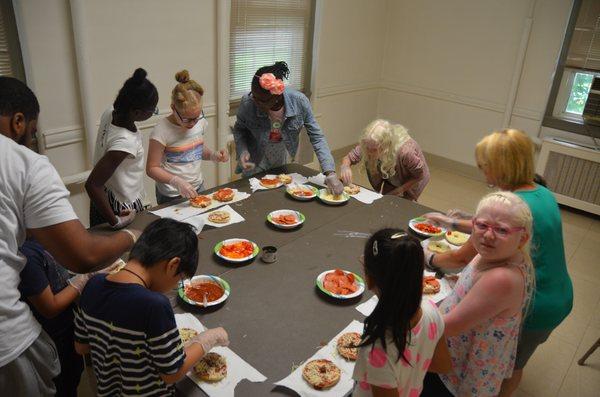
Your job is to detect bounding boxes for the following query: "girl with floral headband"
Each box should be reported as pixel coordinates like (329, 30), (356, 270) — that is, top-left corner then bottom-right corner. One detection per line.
(232, 61), (343, 195)
(340, 119), (430, 200)
(353, 228), (451, 397)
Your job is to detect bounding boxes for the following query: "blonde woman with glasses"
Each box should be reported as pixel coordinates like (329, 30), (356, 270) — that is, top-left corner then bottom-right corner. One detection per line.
(147, 70), (229, 205)
(340, 119), (430, 200)
(424, 129), (573, 397)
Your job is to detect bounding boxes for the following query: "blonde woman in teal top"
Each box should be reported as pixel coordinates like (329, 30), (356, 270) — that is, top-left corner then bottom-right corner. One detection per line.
(424, 129), (573, 397)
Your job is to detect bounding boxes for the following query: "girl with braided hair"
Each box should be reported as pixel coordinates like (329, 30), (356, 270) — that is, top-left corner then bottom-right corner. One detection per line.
(232, 61), (343, 195)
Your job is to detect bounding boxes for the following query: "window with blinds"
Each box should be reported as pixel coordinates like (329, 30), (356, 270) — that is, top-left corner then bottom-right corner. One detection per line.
(0, 0), (25, 81)
(544, 0), (600, 135)
(230, 0), (314, 101)
(566, 0), (600, 72)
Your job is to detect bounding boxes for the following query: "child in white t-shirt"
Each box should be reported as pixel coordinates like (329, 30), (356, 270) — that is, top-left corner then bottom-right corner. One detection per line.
(147, 70), (229, 205)
(353, 229), (451, 397)
(86, 68), (158, 228)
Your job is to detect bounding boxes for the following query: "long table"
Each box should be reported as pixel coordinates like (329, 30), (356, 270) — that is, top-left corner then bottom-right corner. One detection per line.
(131, 164), (433, 396)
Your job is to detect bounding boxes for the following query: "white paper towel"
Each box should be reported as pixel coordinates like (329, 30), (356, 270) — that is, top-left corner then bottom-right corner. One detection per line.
(274, 320), (363, 397)
(150, 189), (250, 221)
(174, 314), (267, 397)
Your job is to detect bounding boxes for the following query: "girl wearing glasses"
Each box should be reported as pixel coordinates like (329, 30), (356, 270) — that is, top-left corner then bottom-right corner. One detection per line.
(147, 70), (229, 205)
(232, 61), (343, 195)
(424, 129), (573, 396)
(421, 191), (534, 397)
(87, 68), (158, 228)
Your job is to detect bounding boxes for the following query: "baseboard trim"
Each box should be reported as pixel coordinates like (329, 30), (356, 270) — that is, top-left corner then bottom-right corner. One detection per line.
(331, 143), (357, 159)
(423, 152), (486, 183)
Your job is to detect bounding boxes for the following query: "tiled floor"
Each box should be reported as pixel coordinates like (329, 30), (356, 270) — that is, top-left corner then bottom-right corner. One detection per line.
(79, 161), (600, 396)
(346, 162), (600, 397)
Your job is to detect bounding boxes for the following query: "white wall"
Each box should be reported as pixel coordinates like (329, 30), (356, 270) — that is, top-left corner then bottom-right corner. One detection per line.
(14, 0), (574, 223)
(377, 0), (573, 166)
(314, 0), (387, 150)
(16, 0), (221, 225)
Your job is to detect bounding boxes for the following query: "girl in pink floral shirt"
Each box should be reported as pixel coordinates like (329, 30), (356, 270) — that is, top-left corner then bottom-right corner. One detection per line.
(421, 192), (534, 397)
(353, 229), (451, 397)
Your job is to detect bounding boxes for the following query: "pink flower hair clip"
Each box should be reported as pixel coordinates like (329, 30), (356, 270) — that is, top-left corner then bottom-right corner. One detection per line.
(256, 73), (285, 95)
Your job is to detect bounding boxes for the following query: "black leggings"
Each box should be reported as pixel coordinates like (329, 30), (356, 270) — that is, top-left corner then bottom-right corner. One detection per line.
(53, 330), (84, 397)
(420, 372), (454, 397)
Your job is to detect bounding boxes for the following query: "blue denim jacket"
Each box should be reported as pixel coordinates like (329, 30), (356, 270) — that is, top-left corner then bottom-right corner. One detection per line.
(232, 88), (335, 174)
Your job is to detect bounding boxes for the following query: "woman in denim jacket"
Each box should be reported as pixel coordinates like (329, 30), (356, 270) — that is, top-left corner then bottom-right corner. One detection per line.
(232, 61), (343, 195)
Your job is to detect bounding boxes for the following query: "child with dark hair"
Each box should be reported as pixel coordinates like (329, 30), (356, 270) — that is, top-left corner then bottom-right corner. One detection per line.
(353, 229), (451, 397)
(18, 239), (117, 396)
(86, 68), (159, 228)
(74, 218), (229, 396)
(232, 61), (343, 195)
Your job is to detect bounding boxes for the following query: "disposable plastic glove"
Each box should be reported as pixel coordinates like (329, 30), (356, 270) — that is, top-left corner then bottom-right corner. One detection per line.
(210, 149), (229, 163)
(446, 209), (472, 220)
(111, 210), (135, 230)
(325, 172), (344, 195)
(189, 327), (230, 353)
(239, 151), (255, 171)
(68, 260), (123, 294)
(423, 212), (453, 228)
(169, 175), (197, 198)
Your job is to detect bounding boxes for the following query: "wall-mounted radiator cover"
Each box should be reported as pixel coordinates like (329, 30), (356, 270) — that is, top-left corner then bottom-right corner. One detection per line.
(536, 138), (600, 215)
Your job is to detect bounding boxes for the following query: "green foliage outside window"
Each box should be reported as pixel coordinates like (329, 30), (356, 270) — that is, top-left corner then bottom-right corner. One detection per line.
(566, 72), (594, 114)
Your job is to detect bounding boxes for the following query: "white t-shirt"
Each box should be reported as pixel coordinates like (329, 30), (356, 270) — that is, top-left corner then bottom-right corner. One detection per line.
(93, 108), (145, 205)
(149, 116), (209, 197)
(0, 134), (77, 366)
(352, 300), (445, 397)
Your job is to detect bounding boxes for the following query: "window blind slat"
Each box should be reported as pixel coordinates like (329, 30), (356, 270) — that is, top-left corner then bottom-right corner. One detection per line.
(230, 0), (311, 100)
(0, 5), (14, 77)
(566, 0), (600, 71)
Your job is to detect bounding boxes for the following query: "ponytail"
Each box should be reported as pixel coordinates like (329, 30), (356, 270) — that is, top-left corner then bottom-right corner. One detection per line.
(113, 67), (158, 115)
(171, 69), (204, 111)
(360, 229), (424, 363)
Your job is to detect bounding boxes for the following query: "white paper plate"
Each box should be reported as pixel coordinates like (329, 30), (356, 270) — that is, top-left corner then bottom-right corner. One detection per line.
(267, 210), (305, 229)
(214, 238), (260, 263)
(316, 269), (365, 299)
(409, 217), (446, 237)
(317, 188), (350, 205)
(286, 184), (318, 201)
(178, 275), (230, 307)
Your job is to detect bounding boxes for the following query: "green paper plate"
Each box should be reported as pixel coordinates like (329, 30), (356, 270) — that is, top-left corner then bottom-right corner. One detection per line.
(214, 238), (260, 262)
(316, 269), (365, 299)
(178, 275), (230, 307)
(267, 210), (306, 229)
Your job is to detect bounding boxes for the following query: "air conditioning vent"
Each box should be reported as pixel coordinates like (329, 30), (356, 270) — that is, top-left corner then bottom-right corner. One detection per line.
(536, 138), (600, 215)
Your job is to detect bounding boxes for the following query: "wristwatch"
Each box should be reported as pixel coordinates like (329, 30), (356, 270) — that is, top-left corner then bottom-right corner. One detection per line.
(427, 254), (445, 279)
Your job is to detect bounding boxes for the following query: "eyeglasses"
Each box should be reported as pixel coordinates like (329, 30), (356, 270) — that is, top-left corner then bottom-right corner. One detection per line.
(472, 219), (525, 238)
(250, 92), (281, 107)
(174, 107), (204, 124)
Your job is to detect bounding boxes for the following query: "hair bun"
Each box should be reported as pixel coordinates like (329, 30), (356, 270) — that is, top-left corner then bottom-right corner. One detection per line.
(132, 68), (148, 84)
(175, 70), (190, 84)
